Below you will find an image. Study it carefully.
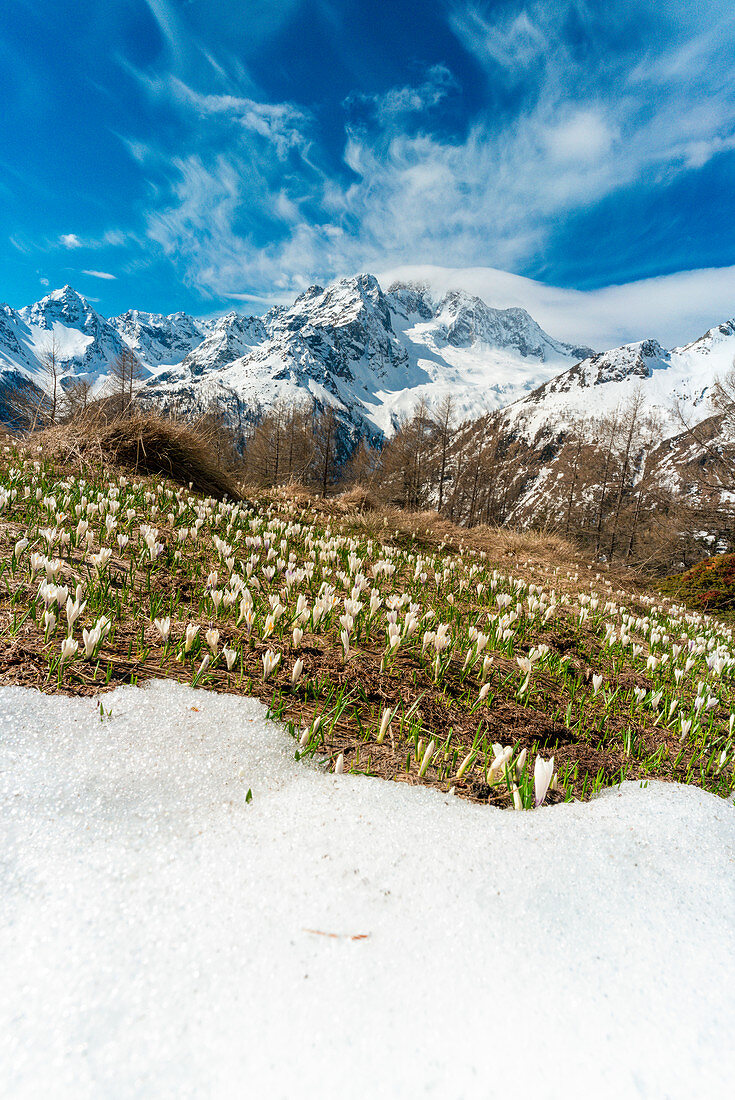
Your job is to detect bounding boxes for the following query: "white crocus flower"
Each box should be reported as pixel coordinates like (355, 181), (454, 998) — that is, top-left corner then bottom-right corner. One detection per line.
(153, 617), (171, 643)
(60, 636), (78, 662)
(456, 750), (474, 779)
(222, 646), (237, 671)
(377, 707), (393, 744)
(82, 625), (101, 658)
(534, 755), (555, 807)
(261, 650), (281, 680)
(418, 739), (436, 777)
(487, 745), (513, 782)
(184, 623), (199, 653)
(291, 657), (304, 684)
(205, 628), (220, 653)
(90, 547), (113, 571)
(65, 597), (86, 629)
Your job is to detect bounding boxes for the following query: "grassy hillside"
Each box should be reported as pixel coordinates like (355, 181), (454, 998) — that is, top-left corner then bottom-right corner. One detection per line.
(659, 553), (735, 619)
(0, 430), (733, 807)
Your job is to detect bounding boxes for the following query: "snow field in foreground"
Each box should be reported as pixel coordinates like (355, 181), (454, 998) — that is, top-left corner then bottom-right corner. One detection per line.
(1, 679), (734, 1099)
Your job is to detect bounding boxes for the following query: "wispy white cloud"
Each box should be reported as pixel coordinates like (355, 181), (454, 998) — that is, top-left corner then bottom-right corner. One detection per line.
(102, 229), (127, 247)
(345, 64), (457, 126)
(55, 229), (131, 253)
(123, 0), (735, 312)
(82, 269), (116, 280)
(450, 7), (546, 76)
(376, 261), (735, 349)
(146, 74), (312, 157)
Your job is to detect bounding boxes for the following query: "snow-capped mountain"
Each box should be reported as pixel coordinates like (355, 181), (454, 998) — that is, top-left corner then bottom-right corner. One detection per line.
(0, 286), (127, 385)
(0, 286), (133, 419)
(177, 312), (268, 376)
(142, 274), (595, 442)
(505, 322), (735, 442)
(17, 286), (128, 377)
(1, 274), (732, 458)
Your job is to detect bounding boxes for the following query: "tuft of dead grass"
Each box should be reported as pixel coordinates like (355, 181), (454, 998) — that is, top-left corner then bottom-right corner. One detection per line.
(337, 485), (379, 512)
(30, 409), (243, 500)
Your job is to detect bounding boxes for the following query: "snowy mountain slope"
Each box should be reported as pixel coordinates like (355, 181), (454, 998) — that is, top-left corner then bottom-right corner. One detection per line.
(379, 283), (595, 433)
(0, 276), (596, 439)
(17, 286), (128, 379)
(145, 276), (408, 443)
(0, 290), (218, 410)
(143, 274), (595, 442)
(504, 322), (735, 442)
(110, 308), (213, 367)
(0, 287), (136, 412)
(177, 312), (268, 376)
(643, 409), (735, 507)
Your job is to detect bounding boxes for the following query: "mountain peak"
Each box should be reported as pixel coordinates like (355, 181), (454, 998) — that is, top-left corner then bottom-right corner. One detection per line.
(25, 285), (96, 328)
(50, 284), (83, 300)
(44, 284), (91, 310)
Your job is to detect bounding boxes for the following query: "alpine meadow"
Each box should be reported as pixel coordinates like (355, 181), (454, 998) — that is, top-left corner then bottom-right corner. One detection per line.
(2, 2), (735, 1097)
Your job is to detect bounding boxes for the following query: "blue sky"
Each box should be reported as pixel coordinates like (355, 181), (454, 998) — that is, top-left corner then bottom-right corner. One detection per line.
(3, 0), (735, 340)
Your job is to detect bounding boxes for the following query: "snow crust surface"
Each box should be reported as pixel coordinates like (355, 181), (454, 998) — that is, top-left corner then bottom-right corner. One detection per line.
(1, 679), (734, 1099)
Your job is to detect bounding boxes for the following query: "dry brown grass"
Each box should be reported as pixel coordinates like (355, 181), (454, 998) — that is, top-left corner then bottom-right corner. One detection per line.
(343, 503), (583, 564)
(30, 409), (243, 500)
(262, 486), (588, 568)
(271, 480), (313, 503)
(337, 485), (380, 512)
